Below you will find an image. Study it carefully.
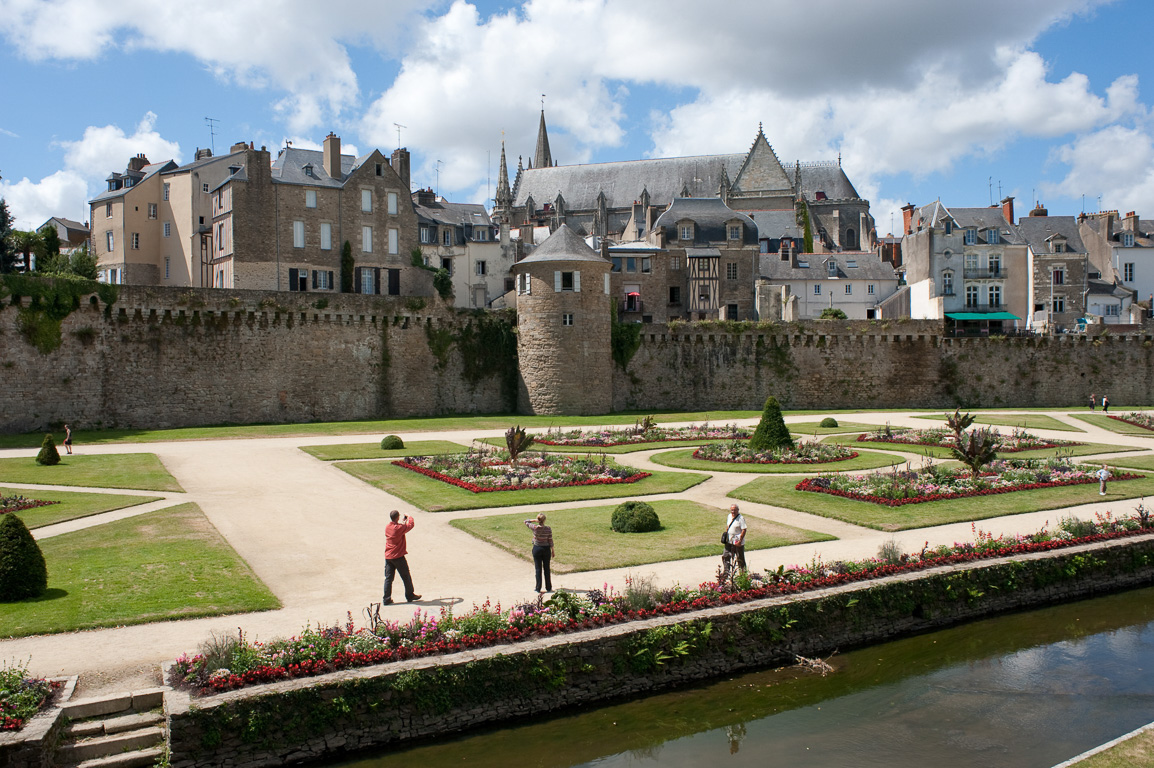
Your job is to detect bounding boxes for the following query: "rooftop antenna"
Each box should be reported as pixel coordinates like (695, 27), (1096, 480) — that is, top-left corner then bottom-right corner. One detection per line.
(435, 159), (443, 196)
(487, 149), (491, 204)
(204, 117), (219, 155)
(988, 176), (993, 206)
(393, 123), (406, 150)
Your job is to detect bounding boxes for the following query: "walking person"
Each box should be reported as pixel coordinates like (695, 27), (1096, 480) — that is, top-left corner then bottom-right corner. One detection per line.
(62, 424), (73, 455)
(1102, 395), (1110, 413)
(1089, 394), (1096, 411)
(1097, 466), (1111, 496)
(524, 513), (554, 593)
(382, 510), (420, 605)
(724, 504), (747, 573)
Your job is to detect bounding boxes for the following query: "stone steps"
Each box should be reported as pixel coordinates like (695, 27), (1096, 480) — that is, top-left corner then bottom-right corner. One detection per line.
(57, 688), (168, 768)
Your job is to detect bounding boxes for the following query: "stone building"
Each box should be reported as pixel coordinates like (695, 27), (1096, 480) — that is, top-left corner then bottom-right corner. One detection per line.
(514, 224), (612, 415)
(1016, 204), (1091, 331)
(757, 250), (899, 320)
(1078, 210), (1146, 320)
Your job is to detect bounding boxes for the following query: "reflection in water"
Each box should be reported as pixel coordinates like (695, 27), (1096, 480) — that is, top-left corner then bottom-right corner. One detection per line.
(333, 587), (1154, 768)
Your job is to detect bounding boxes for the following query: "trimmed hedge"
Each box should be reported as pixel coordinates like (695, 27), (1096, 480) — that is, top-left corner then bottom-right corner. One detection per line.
(819, 417), (839, 428)
(611, 501), (660, 533)
(35, 434), (60, 466)
(749, 396), (793, 452)
(381, 435), (405, 450)
(0, 514), (48, 601)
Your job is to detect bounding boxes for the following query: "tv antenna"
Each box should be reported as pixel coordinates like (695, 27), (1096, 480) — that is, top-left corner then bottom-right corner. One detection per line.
(435, 159), (443, 196)
(204, 117), (219, 154)
(393, 123), (406, 149)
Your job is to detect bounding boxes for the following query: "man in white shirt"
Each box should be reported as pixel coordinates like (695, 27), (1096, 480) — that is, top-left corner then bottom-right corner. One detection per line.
(725, 504), (748, 571)
(1097, 466), (1110, 496)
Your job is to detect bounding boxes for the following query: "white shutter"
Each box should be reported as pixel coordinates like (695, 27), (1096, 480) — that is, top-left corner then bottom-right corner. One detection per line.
(554, 270), (561, 292)
(516, 274), (522, 294)
(574, 271), (581, 292)
(525, 273), (531, 294)
(604, 273), (610, 294)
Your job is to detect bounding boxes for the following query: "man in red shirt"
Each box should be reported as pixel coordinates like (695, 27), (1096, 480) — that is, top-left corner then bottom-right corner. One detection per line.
(383, 510), (421, 604)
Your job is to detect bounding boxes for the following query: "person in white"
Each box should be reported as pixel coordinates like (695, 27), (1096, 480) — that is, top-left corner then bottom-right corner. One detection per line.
(1096, 466), (1111, 496)
(724, 504), (748, 571)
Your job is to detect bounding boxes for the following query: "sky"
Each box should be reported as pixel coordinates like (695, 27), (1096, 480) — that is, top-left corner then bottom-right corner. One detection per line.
(1, 0), (1152, 238)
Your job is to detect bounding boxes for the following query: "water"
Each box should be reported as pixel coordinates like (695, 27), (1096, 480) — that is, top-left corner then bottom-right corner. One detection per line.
(333, 587), (1154, 768)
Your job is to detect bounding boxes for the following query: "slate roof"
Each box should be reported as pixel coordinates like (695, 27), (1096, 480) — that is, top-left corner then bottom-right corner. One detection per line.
(909, 202), (1023, 244)
(1015, 216), (1087, 253)
(760, 252), (898, 282)
(519, 223), (607, 264)
(1087, 277), (1133, 298)
(797, 164), (860, 201)
(163, 148), (245, 177)
(414, 200), (491, 229)
(747, 209), (801, 241)
(89, 161), (177, 204)
(271, 147), (361, 187)
(653, 198), (757, 246)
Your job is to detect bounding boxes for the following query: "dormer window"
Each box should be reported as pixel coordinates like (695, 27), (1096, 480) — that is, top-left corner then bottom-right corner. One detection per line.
(1123, 233), (1135, 247)
(303, 164), (315, 178)
(728, 224), (741, 240)
(964, 228), (977, 245)
(988, 228), (1000, 245)
(680, 224), (693, 241)
(827, 261), (837, 277)
(944, 220), (952, 235)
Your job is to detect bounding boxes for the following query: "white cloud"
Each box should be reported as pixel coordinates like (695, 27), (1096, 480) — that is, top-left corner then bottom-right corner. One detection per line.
(1043, 125), (1154, 215)
(0, 170), (90, 230)
(58, 112), (182, 178)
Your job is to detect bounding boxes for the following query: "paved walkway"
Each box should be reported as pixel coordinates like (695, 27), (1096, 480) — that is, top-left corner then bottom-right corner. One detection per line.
(0, 409), (1149, 696)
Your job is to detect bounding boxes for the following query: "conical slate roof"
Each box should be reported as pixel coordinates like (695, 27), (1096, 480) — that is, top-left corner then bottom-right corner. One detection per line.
(520, 223), (607, 264)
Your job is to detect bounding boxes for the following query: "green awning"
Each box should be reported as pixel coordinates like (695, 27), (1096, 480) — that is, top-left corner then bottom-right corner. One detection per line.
(946, 312), (1021, 321)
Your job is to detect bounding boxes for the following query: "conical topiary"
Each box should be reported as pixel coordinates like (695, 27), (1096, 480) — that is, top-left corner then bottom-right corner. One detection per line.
(748, 395), (793, 452)
(0, 514), (48, 601)
(36, 434), (60, 466)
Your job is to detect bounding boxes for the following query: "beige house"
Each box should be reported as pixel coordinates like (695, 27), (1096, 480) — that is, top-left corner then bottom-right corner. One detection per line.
(413, 189), (514, 308)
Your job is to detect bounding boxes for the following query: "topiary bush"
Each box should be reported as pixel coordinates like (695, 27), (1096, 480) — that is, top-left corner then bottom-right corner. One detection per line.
(611, 501), (660, 533)
(380, 435), (405, 450)
(749, 395), (793, 452)
(36, 434), (59, 466)
(819, 417), (839, 428)
(0, 514), (48, 601)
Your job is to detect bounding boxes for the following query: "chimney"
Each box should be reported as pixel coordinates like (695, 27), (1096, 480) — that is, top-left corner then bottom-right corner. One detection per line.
(127, 153), (150, 171)
(322, 132), (341, 180)
(1124, 211), (1140, 233)
(1001, 196), (1015, 225)
(1029, 201), (1048, 217)
(901, 203), (915, 235)
(230, 141), (249, 153)
(416, 187), (436, 206)
(194, 148), (212, 161)
(391, 147), (410, 191)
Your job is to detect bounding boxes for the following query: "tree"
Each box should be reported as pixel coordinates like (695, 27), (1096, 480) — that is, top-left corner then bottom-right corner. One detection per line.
(68, 243), (98, 280)
(0, 513), (48, 601)
(0, 199), (15, 273)
(36, 226), (61, 263)
(12, 230), (42, 272)
(36, 434), (60, 466)
(340, 240), (354, 293)
(748, 395), (793, 452)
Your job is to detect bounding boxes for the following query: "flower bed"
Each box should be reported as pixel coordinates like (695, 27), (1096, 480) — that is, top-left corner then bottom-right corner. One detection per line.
(692, 440), (858, 465)
(796, 459), (1139, 506)
(534, 423), (751, 447)
(393, 450), (650, 492)
(857, 427), (1080, 452)
(169, 513), (1154, 695)
(0, 494), (58, 515)
(0, 661), (61, 731)
(1109, 412), (1154, 431)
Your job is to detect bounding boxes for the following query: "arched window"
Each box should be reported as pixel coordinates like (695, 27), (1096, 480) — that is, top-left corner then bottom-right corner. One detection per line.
(844, 228), (857, 249)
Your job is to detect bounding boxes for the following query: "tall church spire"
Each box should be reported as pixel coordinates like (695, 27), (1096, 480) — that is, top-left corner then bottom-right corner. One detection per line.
(495, 139), (512, 214)
(533, 109), (553, 169)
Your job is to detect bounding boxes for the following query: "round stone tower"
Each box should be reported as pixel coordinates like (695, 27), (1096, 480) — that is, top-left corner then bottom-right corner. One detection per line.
(515, 224), (613, 415)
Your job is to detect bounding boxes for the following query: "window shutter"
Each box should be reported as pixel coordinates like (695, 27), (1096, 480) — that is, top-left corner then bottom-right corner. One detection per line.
(516, 274), (522, 294)
(574, 271), (581, 292)
(311, 270), (318, 289)
(604, 273), (610, 294)
(525, 273), (531, 294)
(327, 271), (334, 290)
(554, 271), (561, 292)
(374, 268), (382, 295)
(289, 268), (299, 290)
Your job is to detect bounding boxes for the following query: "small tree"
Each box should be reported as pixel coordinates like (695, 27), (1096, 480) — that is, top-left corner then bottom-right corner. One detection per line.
(340, 241), (354, 293)
(36, 434), (60, 466)
(749, 395), (793, 452)
(0, 514), (48, 601)
(505, 425), (534, 465)
(433, 268), (453, 301)
(0, 199), (16, 273)
(68, 244), (98, 280)
(945, 410), (999, 476)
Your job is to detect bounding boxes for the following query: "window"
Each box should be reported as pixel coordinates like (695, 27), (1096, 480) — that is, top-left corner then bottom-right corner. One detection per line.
(813, 284), (821, 295)
(315, 270), (332, 290)
(387, 192), (398, 215)
(216, 223), (224, 252)
(942, 272), (953, 295)
(361, 189), (372, 212)
(965, 253), (978, 271)
(305, 190), (317, 208)
(106, 203), (112, 219)
(388, 228), (398, 255)
(163, 183), (170, 201)
(669, 286), (681, 304)
(988, 254), (1001, 275)
(988, 229), (1000, 244)
(1054, 297), (1065, 313)
(964, 228), (977, 245)
(375, 163), (384, 176)
(1106, 304), (1121, 316)
(292, 221), (304, 248)
(320, 222), (332, 251)
(671, 256), (681, 271)
(562, 313), (574, 326)
(726, 304), (738, 319)
(1123, 233), (1136, 247)
(441, 257), (452, 274)
(989, 285), (1002, 307)
(163, 222), (171, 238)
(420, 227), (432, 244)
(868, 284), (875, 295)
(727, 262), (738, 280)
(202, 183), (209, 193)
(148, 203), (157, 219)
(561, 271), (575, 291)
(966, 285), (979, 307)
(362, 226), (372, 253)
(106, 231), (115, 251)
(130, 233), (139, 250)
(641, 257), (651, 274)
(611, 257), (622, 272)
(475, 260), (487, 276)
(443, 229), (451, 246)
(728, 225), (741, 240)
(944, 220), (953, 235)
(844, 284), (852, 295)
(626, 257), (636, 273)
(1053, 269), (1065, 285)
(1125, 263), (1135, 282)
(680, 225), (692, 241)
(827, 261), (837, 277)
(164, 257), (170, 280)
(361, 269), (374, 294)
(474, 228), (488, 242)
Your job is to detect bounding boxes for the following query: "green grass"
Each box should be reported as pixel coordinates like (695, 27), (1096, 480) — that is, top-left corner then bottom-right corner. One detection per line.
(450, 500), (834, 572)
(0, 504), (279, 638)
(786, 421), (882, 435)
(1084, 455), (1154, 472)
(335, 460), (709, 512)
(1, 487), (161, 529)
(648, 448), (903, 473)
(823, 434), (1139, 460)
(299, 440), (469, 461)
(1074, 726), (1154, 768)
(910, 413), (1086, 432)
(0, 454), (183, 492)
(1069, 413), (1154, 435)
(727, 472), (1154, 532)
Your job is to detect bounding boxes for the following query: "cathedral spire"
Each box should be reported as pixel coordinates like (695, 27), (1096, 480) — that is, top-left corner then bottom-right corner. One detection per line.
(533, 109), (553, 169)
(495, 139), (512, 214)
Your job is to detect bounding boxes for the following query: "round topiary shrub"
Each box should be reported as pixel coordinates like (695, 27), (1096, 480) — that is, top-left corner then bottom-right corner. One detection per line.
(380, 435), (405, 450)
(820, 417), (839, 428)
(0, 514), (48, 601)
(611, 501), (660, 533)
(36, 434), (60, 466)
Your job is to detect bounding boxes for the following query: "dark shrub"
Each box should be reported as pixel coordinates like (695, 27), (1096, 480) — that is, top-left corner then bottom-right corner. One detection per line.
(36, 434), (59, 466)
(611, 501), (660, 533)
(0, 514), (48, 601)
(819, 417), (839, 428)
(380, 435), (405, 450)
(749, 396), (793, 452)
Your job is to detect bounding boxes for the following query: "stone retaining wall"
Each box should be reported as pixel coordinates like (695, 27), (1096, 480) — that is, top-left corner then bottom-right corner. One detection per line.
(165, 534), (1154, 768)
(0, 677), (76, 768)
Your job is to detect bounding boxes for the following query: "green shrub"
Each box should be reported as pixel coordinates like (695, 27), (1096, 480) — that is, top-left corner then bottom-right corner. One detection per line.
(0, 514), (48, 601)
(819, 417), (839, 428)
(749, 395), (793, 452)
(819, 308), (847, 319)
(380, 435), (405, 450)
(35, 434), (59, 466)
(611, 501), (660, 533)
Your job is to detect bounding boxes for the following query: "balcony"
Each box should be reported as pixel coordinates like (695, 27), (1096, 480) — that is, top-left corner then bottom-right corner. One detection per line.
(960, 303), (1005, 312)
(963, 268), (1005, 280)
(619, 298), (644, 315)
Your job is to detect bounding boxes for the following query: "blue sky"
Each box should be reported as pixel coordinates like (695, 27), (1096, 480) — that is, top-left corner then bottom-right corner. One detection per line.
(1, 0), (1151, 238)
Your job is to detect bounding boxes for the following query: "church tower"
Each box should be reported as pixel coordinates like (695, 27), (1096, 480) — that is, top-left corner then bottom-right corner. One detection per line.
(533, 109), (553, 169)
(493, 140), (513, 224)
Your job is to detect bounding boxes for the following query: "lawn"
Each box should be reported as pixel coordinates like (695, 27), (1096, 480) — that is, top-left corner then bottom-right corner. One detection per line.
(1085, 455), (1154, 472)
(299, 440), (469, 461)
(335, 459), (709, 512)
(450, 500), (834, 572)
(823, 434), (1138, 460)
(0, 504), (279, 638)
(0, 454), (183, 492)
(910, 413), (1085, 432)
(1069, 413), (1154, 436)
(727, 472), (1154, 531)
(1076, 726), (1154, 768)
(1, 487), (161, 529)
(648, 447), (903, 473)
(785, 421), (883, 435)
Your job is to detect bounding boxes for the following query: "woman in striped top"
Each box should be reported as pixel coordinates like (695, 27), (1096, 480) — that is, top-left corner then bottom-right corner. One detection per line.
(524, 513), (555, 593)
